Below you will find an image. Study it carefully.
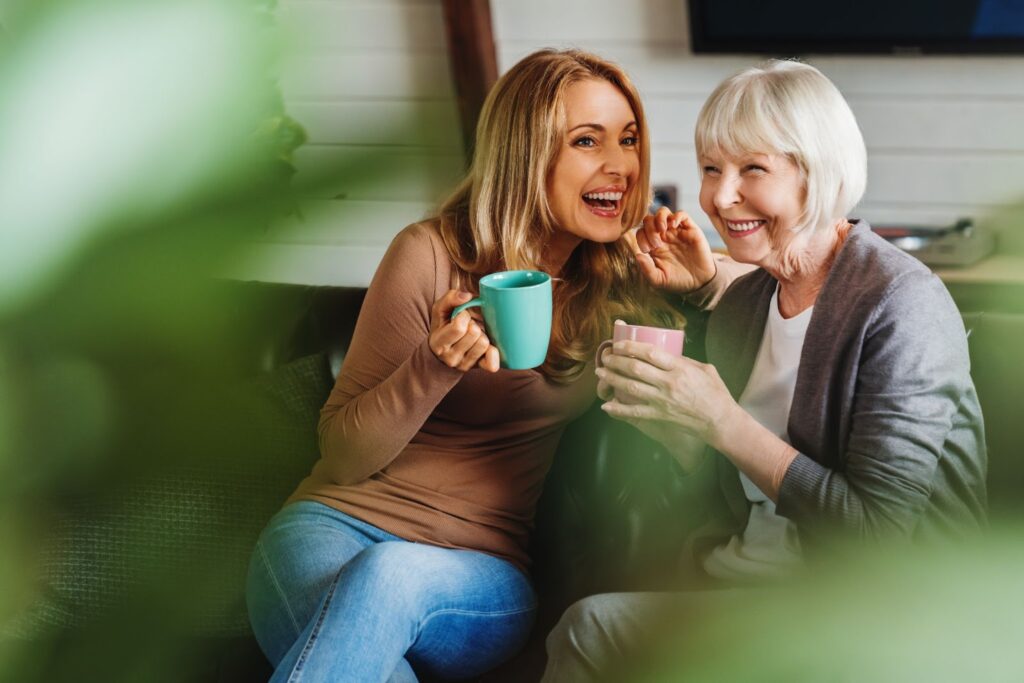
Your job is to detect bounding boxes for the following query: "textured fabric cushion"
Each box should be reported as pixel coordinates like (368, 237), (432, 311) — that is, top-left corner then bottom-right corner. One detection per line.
(15, 353), (334, 639)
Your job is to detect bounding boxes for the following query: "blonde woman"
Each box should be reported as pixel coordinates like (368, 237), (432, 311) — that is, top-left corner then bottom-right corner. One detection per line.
(543, 60), (987, 681)
(245, 49), (682, 682)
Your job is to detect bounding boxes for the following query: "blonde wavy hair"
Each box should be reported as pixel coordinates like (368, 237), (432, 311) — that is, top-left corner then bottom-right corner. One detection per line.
(437, 49), (684, 382)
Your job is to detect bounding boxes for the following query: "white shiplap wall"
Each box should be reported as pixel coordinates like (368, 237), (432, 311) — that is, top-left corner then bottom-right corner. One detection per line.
(493, 0), (1024, 242)
(237, 0), (1024, 285)
(235, 0), (465, 286)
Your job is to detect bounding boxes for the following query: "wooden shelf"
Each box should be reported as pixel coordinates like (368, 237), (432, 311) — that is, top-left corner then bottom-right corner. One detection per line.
(932, 254), (1024, 286)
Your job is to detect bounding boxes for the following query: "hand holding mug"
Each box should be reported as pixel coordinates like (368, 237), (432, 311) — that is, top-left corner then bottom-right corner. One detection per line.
(627, 206), (717, 294)
(595, 321), (685, 404)
(450, 270), (552, 370)
(597, 338), (738, 451)
(429, 290), (500, 373)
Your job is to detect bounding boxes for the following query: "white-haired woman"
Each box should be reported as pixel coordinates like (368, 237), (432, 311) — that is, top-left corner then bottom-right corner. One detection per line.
(542, 60), (987, 681)
(245, 49), (683, 682)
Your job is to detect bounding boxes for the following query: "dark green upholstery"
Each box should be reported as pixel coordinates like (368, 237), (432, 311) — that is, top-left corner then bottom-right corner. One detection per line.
(14, 353), (333, 643)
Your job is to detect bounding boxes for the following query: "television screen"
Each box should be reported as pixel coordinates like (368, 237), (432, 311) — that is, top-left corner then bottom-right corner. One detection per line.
(688, 0), (1024, 54)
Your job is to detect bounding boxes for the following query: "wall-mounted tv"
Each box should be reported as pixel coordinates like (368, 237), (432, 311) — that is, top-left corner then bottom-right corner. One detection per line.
(688, 0), (1024, 55)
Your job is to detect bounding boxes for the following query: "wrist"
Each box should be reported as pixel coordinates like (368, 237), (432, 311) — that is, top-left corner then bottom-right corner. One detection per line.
(697, 260), (719, 291)
(705, 399), (744, 454)
(672, 263), (718, 297)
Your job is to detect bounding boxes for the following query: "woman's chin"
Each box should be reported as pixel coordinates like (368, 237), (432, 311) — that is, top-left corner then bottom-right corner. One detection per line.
(576, 218), (627, 243)
(723, 247), (765, 267)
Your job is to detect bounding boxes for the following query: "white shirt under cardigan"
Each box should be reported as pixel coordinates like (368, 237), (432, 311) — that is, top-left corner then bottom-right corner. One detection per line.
(702, 285), (810, 581)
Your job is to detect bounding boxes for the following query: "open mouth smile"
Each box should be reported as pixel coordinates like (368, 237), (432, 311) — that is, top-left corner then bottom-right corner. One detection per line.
(725, 219), (766, 237)
(582, 189), (625, 218)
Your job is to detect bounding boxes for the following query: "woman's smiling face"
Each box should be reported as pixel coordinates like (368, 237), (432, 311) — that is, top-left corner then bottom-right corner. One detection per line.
(698, 150), (806, 269)
(546, 78), (641, 246)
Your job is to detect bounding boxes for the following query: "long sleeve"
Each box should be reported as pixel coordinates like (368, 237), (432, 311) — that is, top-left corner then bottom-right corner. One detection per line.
(681, 253), (757, 311)
(776, 270), (975, 540)
(316, 224), (465, 485)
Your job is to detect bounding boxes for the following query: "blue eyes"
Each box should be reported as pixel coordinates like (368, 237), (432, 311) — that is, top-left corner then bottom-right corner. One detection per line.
(572, 134), (638, 148)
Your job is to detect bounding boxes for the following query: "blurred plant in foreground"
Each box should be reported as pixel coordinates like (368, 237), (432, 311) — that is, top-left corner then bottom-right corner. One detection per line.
(0, 0), (324, 680)
(598, 527), (1024, 682)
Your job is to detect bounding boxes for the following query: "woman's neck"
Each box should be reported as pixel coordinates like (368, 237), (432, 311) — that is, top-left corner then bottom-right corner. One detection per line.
(541, 232), (582, 278)
(773, 220), (852, 318)
(776, 272), (827, 318)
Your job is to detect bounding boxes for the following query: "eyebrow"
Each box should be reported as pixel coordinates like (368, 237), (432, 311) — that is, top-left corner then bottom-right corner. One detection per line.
(568, 121), (638, 133)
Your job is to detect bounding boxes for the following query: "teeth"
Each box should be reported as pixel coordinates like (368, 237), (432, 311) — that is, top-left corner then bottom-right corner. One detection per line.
(583, 191), (623, 201)
(727, 220), (764, 232)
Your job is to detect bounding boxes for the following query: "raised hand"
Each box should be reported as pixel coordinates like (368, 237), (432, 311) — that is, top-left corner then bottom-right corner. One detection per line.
(626, 206), (717, 294)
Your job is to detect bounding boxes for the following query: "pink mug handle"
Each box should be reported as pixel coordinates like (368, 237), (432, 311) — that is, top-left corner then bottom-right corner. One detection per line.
(595, 339), (614, 368)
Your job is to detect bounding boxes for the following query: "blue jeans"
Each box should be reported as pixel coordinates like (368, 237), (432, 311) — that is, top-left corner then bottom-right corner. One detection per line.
(246, 501), (537, 682)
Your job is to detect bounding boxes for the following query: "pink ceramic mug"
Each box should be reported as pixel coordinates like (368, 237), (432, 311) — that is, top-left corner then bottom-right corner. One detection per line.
(596, 322), (685, 403)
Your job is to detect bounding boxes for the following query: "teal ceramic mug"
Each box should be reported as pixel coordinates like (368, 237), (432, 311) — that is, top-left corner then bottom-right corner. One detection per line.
(451, 270), (552, 370)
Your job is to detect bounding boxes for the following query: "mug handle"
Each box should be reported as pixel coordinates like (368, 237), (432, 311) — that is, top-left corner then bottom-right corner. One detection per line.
(595, 339), (614, 368)
(451, 298), (483, 320)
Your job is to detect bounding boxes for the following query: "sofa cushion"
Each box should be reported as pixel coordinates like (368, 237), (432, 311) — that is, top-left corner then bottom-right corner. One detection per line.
(15, 353), (334, 640)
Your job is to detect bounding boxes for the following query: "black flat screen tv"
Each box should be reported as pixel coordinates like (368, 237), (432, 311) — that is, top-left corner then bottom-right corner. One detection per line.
(688, 0), (1024, 54)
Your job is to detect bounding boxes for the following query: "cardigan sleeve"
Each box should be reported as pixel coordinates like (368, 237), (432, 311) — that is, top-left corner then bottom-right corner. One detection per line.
(681, 254), (757, 311)
(776, 270), (972, 539)
(316, 224), (465, 485)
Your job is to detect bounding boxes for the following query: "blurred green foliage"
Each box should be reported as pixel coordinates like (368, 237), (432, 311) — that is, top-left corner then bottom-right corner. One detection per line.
(0, 0), (329, 680)
(0, 0), (433, 677)
(599, 528), (1024, 682)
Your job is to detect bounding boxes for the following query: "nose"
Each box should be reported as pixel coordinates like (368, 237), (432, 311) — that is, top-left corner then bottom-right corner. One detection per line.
(712, 173), (741, 210)
(601, 143), (628, 177)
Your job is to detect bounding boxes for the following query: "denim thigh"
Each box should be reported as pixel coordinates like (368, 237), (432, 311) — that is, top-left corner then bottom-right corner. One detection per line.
(275, 539), (537, 682)
(245, 501), (402, 664)
(401, 543), (536, 679)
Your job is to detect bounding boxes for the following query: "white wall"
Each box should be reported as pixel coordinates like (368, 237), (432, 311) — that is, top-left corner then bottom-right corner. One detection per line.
(492, 0), (1024, 241)
(238, 0), (1024, 285)
(234, 0), (464, 285)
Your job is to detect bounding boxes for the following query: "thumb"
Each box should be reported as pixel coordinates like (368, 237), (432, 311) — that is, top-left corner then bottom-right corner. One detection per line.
(633, 250), (662, 285)
(434, 289), (473, 324)
(626, 229), (663, 284)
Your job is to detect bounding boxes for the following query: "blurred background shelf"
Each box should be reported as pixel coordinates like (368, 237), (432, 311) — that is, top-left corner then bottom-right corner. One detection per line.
(933, 253), (1024, 285)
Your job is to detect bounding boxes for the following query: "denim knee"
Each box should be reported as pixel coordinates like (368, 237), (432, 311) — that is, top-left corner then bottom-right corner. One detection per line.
(337, 541), (440, 612)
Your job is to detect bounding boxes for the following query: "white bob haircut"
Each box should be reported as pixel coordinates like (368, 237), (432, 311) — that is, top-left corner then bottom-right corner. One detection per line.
(695, 60), (867, 235)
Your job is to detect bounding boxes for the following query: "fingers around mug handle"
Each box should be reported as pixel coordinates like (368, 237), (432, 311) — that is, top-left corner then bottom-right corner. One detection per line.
(595, 339), (614, 368)
(451, 298), (483, 321)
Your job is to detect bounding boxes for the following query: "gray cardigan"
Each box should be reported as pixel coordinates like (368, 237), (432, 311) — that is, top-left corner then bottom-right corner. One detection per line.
(682, 221), (987, 567)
